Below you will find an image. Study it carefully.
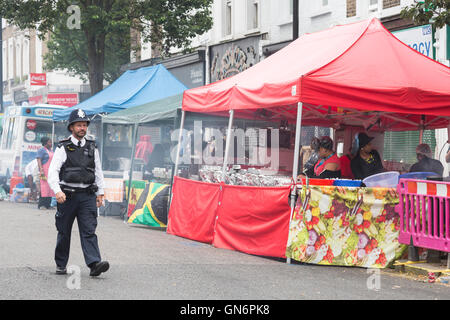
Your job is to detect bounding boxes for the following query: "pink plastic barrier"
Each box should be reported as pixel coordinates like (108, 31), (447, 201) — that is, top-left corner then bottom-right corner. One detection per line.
(397, 179), (450, 252)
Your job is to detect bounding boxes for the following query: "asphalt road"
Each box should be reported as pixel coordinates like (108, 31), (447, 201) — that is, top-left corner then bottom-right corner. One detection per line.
(0, 200), (449, 301)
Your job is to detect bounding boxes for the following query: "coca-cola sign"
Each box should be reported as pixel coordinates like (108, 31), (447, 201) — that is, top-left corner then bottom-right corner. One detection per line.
(30, 73), (47, 86)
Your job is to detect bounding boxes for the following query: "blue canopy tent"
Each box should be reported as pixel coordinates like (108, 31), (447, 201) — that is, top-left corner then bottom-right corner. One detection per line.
(52, 64), (187, 121)
(50, 64), (187, 220)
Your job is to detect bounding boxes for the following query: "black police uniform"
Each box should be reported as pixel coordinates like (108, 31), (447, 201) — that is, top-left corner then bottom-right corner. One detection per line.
(54, 137), (102, 270)
(51, 109), (108, 276)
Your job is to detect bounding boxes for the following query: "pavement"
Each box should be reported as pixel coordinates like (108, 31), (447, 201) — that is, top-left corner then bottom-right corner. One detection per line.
(393, 259), (450, 284)
(1, 200), (450, 301)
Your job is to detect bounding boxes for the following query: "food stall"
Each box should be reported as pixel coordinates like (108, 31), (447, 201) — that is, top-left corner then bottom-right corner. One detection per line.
(167, 18), (450, 268)
(101, 94), (182, 221)
(101, 93), (283, 227)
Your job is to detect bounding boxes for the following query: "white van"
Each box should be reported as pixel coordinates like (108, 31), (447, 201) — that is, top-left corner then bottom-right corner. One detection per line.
(0, 104), (69, 180)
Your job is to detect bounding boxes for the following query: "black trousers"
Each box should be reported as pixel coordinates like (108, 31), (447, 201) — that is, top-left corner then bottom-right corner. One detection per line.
(55, 191), (101, 268)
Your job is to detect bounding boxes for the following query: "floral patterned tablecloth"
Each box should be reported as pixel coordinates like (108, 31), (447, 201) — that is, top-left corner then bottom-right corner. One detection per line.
(286, 185), (407, 268)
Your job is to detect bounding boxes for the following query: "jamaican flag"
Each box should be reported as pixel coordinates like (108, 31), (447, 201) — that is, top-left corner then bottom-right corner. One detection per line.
(128, 182), (170, 227)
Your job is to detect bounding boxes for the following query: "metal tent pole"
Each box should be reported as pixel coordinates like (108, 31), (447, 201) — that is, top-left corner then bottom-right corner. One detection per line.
(167, 110), (187, 231)
(125, 122), (139, 223)
(168, 109), (182, 205)
(51, 121), (55, 147)
(99, 115), (104, 162)
(286, 102), (303, 264)
(173, 110), (186, 183)
(222, 109), (235, 175)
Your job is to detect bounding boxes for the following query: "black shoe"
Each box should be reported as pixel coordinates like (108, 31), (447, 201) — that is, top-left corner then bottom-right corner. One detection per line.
(89, 261), (109, 277)
(56, 266), (67, 275)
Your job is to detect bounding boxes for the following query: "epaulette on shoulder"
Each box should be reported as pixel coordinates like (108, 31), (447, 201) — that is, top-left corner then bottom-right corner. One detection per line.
(85, 138), (98, 148)
(57, 138), (71, 148)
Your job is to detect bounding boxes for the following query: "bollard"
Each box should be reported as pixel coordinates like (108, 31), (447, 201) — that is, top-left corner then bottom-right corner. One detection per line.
(408, 236), (420, 261)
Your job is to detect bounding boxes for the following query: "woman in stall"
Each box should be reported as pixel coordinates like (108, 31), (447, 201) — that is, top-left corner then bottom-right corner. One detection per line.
(350, 132), (385, 180)
(299, 136), (341, 179)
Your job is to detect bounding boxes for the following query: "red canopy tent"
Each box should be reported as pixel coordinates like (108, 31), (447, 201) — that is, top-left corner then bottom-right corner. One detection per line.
(168, 18), (450, 260)
(182, 18), (450, 131)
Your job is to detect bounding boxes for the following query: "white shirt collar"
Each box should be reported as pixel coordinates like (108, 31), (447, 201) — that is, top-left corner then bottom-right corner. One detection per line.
(70, 135), (86, 147)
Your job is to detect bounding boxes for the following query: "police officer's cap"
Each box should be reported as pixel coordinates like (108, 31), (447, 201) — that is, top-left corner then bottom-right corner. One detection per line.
(67, 109), (90, 132)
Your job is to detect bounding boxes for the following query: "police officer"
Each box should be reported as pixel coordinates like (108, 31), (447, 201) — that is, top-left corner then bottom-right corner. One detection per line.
(48, 109), (109, 277)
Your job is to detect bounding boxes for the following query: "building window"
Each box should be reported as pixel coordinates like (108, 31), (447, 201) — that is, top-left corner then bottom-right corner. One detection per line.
(224, 0), (232, 37)
(369, 0), (378, 11)
(8, 42), (14, 80)
(2, 46), (7, 81)
(383, 0), (400, 9)
(16, 42), (21, 81)
(322, 0), (329, 6)
(23, 40), (29, 77)
(247, 0), (259, 30)
(346, 0), (357, 17)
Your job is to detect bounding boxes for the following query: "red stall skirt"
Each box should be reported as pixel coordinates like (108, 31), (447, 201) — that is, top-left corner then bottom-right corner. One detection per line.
(167, 177), (291, 258)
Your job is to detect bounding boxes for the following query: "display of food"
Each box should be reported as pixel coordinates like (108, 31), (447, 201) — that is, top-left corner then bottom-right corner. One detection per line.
(198, 166), (292, 187)
(152, 167), (172, 179)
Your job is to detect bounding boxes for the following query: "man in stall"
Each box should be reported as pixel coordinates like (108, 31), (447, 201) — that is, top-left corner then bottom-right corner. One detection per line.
(410, 143), (443, 176)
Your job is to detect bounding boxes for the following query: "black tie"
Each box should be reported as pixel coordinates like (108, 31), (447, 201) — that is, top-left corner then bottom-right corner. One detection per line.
(78, 141), (81, 147)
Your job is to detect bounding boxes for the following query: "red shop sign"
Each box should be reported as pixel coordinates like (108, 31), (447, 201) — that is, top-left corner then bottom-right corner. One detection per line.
(47, 93), (79, 107)
(30, 73), (47, 86)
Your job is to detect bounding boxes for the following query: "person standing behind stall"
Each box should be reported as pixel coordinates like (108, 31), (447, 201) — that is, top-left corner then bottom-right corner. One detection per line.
(445, 145), (450, 175)
(302, 137), (320, 177)
(410, 143), (443, 176)
(350, 133), (385, 180)
(299, 136), (341, 179)
(37, 137), (55, 209)
(313, 136), (341, 178)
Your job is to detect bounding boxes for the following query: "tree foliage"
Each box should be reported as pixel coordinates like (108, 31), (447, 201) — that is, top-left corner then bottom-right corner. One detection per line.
(400, 0), (450, 29)
(0, 0), (213, 94)
(44, 15), (131, 84)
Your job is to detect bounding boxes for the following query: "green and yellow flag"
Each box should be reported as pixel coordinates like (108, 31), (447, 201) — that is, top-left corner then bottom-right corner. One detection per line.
(128, 182), (170, 227)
